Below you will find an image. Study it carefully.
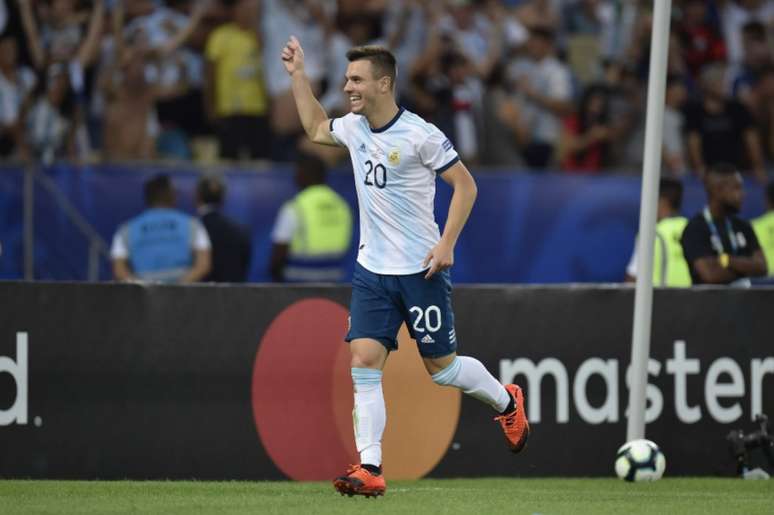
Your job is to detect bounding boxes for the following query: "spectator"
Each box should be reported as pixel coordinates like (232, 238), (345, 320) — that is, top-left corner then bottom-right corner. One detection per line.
(439, 0), (505, 83)
(269, 153), (352, 282)
(407, 20), (456, 142)
(196, 174), (252, 282)
(680, 163), (767, 285)
(676, 0), (726, 79)
(685, 63), (767, 183)
(123, 0), (213, 159)
(513, 0), (560, 33)
(601, 60), (645, 172)
(0, 33), (35, 158)
(728, 21), (772, 110)
(558, 84), (612, 173)
(383, 0), (433, 99)
(721, 0), (774, 66)
(25, 63), (79, 163)
(17, 0), (105, 160)
(504, 27), (573, 169)
(625, 177), (691, 287)
(17, 0), (104, 71)
(751, 181), (774, 277)
(564, 0), (616, 38)
(205, 0), (270, 160)
(748, 66), (774, 168)
(100, 46), (188, 161)
(320, 13), (384, 117)
(111, 174), (211, 283)
(662, 75), (689, 177)
(260, 0), (334, 159)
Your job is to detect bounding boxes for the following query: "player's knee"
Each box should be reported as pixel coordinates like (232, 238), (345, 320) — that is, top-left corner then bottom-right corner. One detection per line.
(350, 353), (381, 369)
(431, 356), (462, 386)
(349, 339), (388, 369)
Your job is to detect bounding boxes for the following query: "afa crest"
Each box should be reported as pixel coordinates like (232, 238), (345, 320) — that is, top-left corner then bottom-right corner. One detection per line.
(388, 148), (401, 166)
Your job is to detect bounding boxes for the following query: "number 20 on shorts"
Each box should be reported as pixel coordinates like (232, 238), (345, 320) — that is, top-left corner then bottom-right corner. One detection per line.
(409, 305), (442, 333)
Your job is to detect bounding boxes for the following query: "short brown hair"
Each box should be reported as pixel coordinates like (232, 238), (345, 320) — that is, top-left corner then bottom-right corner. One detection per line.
(346, 46), (397, 89)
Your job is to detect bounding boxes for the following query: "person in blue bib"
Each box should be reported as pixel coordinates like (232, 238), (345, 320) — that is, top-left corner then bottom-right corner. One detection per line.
(680, 163), (767, 285)
(111, 174), (212, 283)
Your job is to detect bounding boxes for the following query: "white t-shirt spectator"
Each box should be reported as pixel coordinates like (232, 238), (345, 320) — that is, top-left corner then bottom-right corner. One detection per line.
(508, 56), (573, 143)
(722, 0), (774, 65)
(261, 0), (334, 96)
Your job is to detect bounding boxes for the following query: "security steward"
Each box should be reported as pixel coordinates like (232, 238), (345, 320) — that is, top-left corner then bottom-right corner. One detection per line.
(625, 178), (692, 286)
(751, 182), (774, 277)
(111, 174), (212, 283)
(269, 153), (353, 282)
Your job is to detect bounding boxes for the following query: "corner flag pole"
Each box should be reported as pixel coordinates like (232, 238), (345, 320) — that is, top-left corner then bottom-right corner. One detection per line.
(626, 0), (672, 442)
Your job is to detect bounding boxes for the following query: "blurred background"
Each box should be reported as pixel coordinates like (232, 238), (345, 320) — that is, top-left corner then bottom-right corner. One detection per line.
(0, 0), (772, 283)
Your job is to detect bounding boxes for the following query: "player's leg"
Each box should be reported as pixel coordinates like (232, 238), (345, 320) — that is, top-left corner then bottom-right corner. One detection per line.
(402, 269), (530, 453)
(425, 351), (529, 452)
(424, 352), (510, 412)
(350, 338), (388, 471)
(334, 264), (401, 497)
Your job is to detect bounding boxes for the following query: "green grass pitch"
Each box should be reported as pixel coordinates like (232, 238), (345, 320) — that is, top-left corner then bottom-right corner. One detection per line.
(1, 478), (770, 514)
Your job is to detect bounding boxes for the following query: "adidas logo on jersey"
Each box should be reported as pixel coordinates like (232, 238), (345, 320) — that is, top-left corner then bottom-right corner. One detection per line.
(358, 143), (367, 153)
(421, 334), (435, 344)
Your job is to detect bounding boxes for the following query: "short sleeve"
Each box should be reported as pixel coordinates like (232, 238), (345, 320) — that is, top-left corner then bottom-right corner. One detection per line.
(271, 202), (298, 244)
(626, 240), (638, 277)
(110, 225), (129, 259)
(329, 116), (351, 147)
(418, 125), (460, 173)
(191, 219), (212, 250)
(680, 217), (714, 264)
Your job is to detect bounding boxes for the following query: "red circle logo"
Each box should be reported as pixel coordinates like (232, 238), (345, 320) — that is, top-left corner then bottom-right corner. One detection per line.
(252, 298), (460, 480)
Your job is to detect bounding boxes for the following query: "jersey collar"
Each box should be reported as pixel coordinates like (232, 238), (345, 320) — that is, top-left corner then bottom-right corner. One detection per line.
(370, 107), (405, 133)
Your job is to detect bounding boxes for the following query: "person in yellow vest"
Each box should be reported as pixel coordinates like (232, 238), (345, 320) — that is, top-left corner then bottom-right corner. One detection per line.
(269, 153), (353, 282)
(625, 177), (692, 286)
(751, 182), (774, 277)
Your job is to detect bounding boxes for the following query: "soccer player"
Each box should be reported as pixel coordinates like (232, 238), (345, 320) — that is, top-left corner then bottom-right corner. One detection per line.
(281, 36), (529, 498)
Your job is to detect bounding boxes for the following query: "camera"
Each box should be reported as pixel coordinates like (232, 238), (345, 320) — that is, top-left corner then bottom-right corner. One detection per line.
(726, 413), (774, 477)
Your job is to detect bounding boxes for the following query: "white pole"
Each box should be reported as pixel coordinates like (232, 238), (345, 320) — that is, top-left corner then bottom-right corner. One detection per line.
(626, 0), (672, 442)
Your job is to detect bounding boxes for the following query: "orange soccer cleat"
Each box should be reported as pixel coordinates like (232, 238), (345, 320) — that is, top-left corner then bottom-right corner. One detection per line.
(333, 464), (386, 498)
(494, 384), (530, 453)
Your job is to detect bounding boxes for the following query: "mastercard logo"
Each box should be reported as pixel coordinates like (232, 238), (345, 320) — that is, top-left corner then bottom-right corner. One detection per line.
(251, 298), (461, 480)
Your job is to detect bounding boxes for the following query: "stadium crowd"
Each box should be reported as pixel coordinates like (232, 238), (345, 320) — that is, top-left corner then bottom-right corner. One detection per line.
(0, 0), (773, 178)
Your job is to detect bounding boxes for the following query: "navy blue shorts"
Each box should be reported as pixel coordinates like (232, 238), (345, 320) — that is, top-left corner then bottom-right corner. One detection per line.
(345, 262), (457, 358)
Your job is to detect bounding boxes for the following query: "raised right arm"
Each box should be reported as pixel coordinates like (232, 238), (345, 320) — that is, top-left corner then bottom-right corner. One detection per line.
(282, 36), (338, 146)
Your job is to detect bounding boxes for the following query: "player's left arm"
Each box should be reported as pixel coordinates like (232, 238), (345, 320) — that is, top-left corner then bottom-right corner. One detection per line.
(423, 161), (477, 279)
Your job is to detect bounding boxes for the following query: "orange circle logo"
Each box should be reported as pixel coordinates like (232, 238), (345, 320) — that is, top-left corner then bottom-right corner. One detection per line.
(252, 299), (460, 480)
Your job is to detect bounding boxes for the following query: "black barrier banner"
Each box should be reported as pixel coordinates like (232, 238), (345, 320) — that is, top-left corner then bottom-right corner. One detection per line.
(0, 282), (772, 479)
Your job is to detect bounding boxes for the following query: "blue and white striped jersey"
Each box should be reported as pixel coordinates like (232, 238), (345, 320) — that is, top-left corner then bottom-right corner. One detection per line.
(330, 107), (459, 275)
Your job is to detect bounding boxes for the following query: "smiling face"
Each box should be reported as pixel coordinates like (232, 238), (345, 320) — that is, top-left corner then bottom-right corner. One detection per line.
(343, 59), (392, 116)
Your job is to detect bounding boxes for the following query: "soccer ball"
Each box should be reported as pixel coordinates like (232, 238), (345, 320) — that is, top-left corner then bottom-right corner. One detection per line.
(614, 439), (666, 482)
